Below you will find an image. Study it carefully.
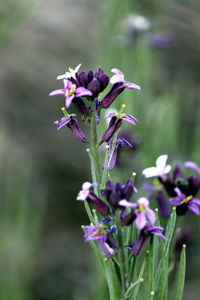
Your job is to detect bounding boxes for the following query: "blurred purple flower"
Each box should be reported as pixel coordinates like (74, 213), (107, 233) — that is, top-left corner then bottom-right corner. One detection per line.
(127, 224), (167, 256)
(102, 109), (138, 143)
(103, 178), (137, 210)
(101, 68), (141, 108)
(108, 137), (132, 171)
(77, 182), (109, 215)
(149, 31), (176, 48)
(49, 79), (92, 108)
(84, 219), (117, 258)
(170, 187), (200, 216)
(54, 115), (87, 143)
(119, 197), (156, 229)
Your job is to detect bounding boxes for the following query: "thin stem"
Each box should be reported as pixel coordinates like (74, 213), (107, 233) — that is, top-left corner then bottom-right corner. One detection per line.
(90, 104), (102, 196)
(118, 226), (128, 299)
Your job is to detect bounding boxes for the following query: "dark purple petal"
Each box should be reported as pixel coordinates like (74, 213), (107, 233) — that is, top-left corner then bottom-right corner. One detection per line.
(130, 233), (151, 256)
(87, 78), (101, 97)
(88, 192), (109, 215)
(67, 116), (87, 143)
(101, 117), (122, 143)
(121, 114), (138, 125)
(169, 197), (182, 205)
(77, 71), (88, 87)
(101, 83), (125, 109)
(108, 144), (120, 171)
(156, 190), (171, 218)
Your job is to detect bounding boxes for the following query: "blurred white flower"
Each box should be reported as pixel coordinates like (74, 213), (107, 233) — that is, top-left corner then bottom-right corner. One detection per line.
(142, 154), (171, 178)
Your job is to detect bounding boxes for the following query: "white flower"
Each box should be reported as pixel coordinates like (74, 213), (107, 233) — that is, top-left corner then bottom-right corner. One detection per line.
(124, 14), (151, 32)
(77, 182), (92, 201)
(57, 63), (82, 80)
(142, 154), (171, 178)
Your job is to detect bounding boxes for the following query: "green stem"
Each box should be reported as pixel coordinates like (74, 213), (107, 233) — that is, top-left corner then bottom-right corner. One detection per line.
(118, 226), (128, 299)
(90, 106), (102, 196)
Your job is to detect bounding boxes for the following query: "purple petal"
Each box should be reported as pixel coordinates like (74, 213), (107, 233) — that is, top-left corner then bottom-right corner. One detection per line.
(65, 95), (74, 108)
(169, 197), (182, 205)
(107, 144), (120, 171)
(135, 212), (146, 229)
(188, 203), (200, 215)
(146, 209), (156, 225)
(75, 87), (93, 97)
(111, 68), (124, 76)
(49, 89), (66, 96)
(153, 232), (167, 240)
(121, 114), (138, 125)
(125, 82), (141, 90)
(174, 187), (182, 197)
(54, 117), (70, 130)
(184, 161), (199, 172)
(99, 240), (115, 258)
(191, 198), (200, 205)
(105, 112), (117, 119)
(119, 199), (137, 209)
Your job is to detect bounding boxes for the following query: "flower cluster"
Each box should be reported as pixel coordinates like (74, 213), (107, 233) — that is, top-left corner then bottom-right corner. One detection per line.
(143, 155), (200, 216)
(49, 64), (140, 146)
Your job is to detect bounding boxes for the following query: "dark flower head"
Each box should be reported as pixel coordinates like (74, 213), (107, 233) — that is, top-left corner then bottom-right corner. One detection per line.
(101, 105), (138, 143)
(54, 109), (87, 143)
(170, 187), (200, 216)
(77, 182), (109, 215)
(72, 66), (109, 98)
(103, 178), (137, 210)
(127, 224), (167, 256)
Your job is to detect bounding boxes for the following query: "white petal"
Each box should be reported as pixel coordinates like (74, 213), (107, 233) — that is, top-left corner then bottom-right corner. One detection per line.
(163, 165), (171, 175)
(156, 154), (168, 170)
(82, 182), (92, 190)
(142, 167), (159, 178)
(137, 197), (149, 207)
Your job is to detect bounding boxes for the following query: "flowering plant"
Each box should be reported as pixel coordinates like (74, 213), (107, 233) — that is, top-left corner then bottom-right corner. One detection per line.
(50, 65), (200, 299)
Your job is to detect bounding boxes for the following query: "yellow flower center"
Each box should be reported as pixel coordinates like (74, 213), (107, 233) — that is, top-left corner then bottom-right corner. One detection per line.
(181, 195), (193, 204)
(66, 84), (76, 96)
(137, 203), (146, 213)
(93, 224), (106, 236)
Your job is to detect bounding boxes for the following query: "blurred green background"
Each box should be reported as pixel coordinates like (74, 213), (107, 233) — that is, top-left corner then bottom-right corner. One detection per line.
(0, 0), (200, 299)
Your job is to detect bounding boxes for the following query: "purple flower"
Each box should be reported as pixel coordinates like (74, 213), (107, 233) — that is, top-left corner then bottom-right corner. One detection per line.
(103, 178), (137, 210)
(170, 187), (200, 216)
(77, 182), (109, 215)
(49, 79), (92, 108)
(127, 224), (167, 256)
(107, 137), (132, 171)
(101, 106), (138, 143)
(101, 68), (141, 109)
(149, 31), (176, 49)
(84, 220), (117, 258)
(54, 115), (87, 143)
(119, 197), (156, 229)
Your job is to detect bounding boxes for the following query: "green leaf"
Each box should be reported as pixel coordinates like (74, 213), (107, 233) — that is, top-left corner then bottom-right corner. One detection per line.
(174, 245), (186, 300)
(104, 260), (121, 300)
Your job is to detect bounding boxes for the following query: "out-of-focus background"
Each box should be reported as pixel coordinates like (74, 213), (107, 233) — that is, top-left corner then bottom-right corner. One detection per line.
(0, 0), (200, 299)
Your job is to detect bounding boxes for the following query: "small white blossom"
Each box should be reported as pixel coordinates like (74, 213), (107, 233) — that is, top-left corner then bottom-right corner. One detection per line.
(142, 154), (171, 178)
(77, 182), (92, 201)
(57, 63), (81, 80)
